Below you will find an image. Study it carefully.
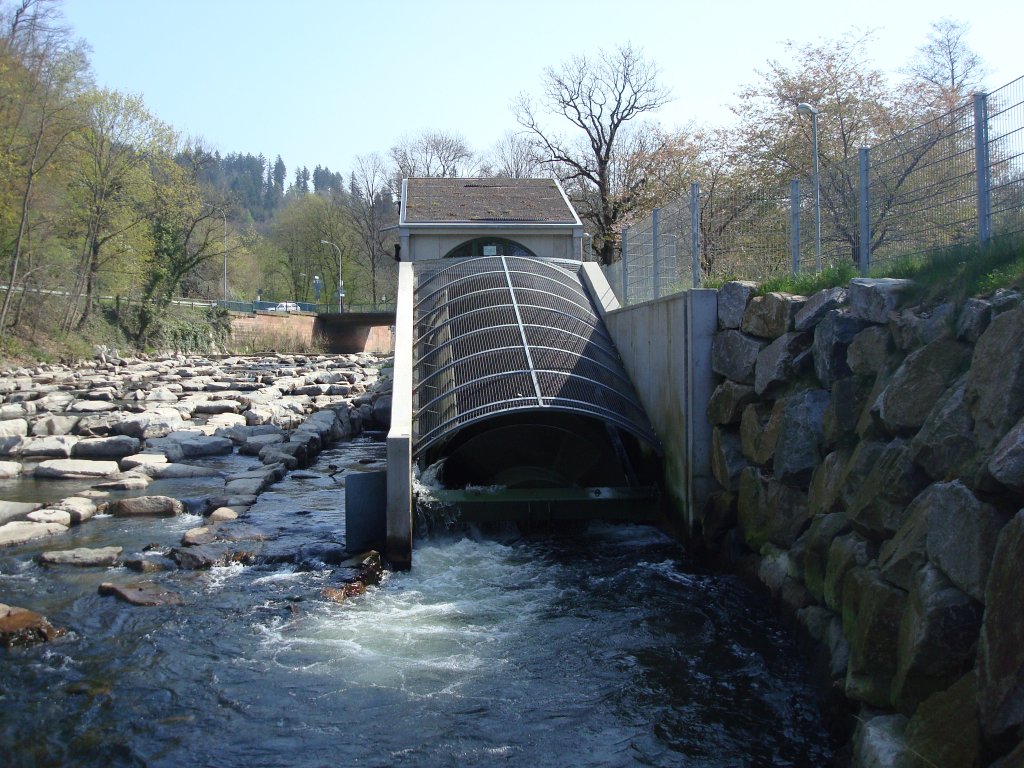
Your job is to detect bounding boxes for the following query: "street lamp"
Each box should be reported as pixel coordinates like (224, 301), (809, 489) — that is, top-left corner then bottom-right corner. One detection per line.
(320, 239), (344, 312)
(797, 102), (821, 272)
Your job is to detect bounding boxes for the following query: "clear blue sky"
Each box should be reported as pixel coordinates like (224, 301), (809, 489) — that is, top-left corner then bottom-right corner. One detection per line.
(61, 0), (1022, 179)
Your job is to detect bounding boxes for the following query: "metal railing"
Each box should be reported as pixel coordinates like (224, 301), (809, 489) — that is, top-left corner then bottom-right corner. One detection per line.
(218, 300), (397, 314)
(610, 75), (1024, 303)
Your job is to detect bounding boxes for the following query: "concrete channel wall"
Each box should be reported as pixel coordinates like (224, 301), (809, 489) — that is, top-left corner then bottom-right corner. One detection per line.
(581, 264), (718, 532)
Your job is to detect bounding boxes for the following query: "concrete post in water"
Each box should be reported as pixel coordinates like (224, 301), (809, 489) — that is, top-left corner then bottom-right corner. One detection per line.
(386, 262), (414, 570)
(858, 147), (870, 276)
(790, 179), (801, 276)
(690, 183), (700, 289)
(974, 92), (992, 249)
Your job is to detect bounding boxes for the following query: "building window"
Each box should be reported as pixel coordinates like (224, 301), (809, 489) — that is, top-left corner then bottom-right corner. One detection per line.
(444, 237), (536, 258)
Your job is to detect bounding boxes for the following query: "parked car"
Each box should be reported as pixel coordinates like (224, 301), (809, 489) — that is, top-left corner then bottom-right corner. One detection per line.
(270, 302), (300, 312)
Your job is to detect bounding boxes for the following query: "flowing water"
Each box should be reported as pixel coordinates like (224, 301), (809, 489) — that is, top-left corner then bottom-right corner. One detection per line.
(1, 436), (835, 767)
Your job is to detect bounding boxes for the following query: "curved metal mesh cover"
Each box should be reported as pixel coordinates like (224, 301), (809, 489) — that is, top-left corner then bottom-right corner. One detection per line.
(412, 256), (659, 458)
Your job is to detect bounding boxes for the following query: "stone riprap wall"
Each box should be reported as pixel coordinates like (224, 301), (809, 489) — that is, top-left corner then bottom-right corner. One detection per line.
(703, 278), (1024, 768)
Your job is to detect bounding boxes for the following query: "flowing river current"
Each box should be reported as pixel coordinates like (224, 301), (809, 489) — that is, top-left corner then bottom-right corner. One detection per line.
(1, 435), (835, 767)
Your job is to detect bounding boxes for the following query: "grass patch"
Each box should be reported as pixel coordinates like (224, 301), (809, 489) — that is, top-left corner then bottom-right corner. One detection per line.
(756, 262), (859, 297)
(873, 236), (1024, 305)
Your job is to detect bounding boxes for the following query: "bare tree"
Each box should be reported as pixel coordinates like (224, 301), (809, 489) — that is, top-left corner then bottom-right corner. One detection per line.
(482, 131), (547, 179)
(348, 153), (397, 305)
(514, 42), (671, 264)
(906, 18), (987, 109)
(388, 129), (474, 188)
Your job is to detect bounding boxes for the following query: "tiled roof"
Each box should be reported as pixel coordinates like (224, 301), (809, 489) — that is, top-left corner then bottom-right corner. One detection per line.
(403, 178), (578, 224)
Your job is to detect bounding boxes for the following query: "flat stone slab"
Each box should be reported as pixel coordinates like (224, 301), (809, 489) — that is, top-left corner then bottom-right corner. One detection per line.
(93, 474), (151, 491)
(98, 581), (184, 606)
(148, 462), (224, 479)
(34, 459), (120, 479)
(0, 499), (43, 525)
(39, 546), (122, 567)
(119, 453), (168, 471)
(68, 400), (119, 412)
(0, 460), (22, 479)
(0, 520), (67, 547)
(26, 509), (71, 527)
(110, 495), (185, 517)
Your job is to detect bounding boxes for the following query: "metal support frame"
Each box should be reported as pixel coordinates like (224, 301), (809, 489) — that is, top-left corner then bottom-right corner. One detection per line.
(858, 147), (871, 276)
(621, 227), (629, 305)
(974, 92), (992, 249)
(651, 208), (661, 300)
(790, 179), (801, 275)
(690, 183), (700, 289)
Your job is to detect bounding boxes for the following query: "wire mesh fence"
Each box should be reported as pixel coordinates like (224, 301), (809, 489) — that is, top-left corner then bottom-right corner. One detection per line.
(608, 76), (1024, 304)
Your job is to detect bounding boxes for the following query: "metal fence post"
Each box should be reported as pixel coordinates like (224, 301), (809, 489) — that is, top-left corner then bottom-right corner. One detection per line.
(790, 180), (800, 275)
(973, 92), (992, 248)
(621, 227), (629, 305)
(859, 147), (870, 276)
(690, 183), (700, 289)
(652, 208), (661, 300)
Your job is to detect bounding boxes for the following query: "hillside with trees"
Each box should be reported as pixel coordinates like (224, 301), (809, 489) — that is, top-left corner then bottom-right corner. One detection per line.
(0, 0), (995, 360)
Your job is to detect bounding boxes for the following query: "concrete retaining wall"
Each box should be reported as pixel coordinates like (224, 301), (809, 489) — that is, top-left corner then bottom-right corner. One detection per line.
(230, 312), (394, 354)
(582, 264), (718, 531)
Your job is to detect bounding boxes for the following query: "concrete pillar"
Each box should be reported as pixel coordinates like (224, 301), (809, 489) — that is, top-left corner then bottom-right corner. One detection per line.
(386, 262), (415, 569)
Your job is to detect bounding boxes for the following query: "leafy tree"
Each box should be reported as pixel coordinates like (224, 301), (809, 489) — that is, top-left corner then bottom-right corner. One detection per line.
(61, 88), (174, 331)
(0, 0), (88, 345)
(514, 42), (672, 264)
(905, 18), (987, 110)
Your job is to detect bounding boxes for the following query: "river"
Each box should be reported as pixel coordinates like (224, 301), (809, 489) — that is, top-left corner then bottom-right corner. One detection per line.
(1, 434), (835, 767)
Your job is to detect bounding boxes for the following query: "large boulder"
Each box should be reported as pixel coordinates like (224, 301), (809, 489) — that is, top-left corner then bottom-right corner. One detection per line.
(753, 331), (812, 396)
(0, 604), (66, 647)
(739, 402), (778, 466)
(110, 495), (185, 517)
(908, 375), (976, 481)
(706, 380), (756, 425)
(848, 277), (915, 324)
(717, 281), (757, 329)
(794, 286), (847, 331)
(0, 418), (28, 438)
(965, 304), (1024, 451)
(847, 325), (894, 378)
(846, 439), (928, 540)
(812, 310), (866, 388)
(711, 330), (766, 384)
(843, 566), (908, 707)
(892, 564), (982, 713)
(850, 714), (913, 768)
(741, 292), (806, 339)
(800, 511), (851, 603)
(902, 672), (981, 768)
(771, 389), (830, 484)
(876, 339), (971, 435)
(71, 435), (141, 460)
(737, 467), (810, 550)
(17, 435), (77, 458)
(925, 480), (1009, 602)
(824, 532), (873, 611)
(710, 427), (746, 492)
(988, 415), (1024, 492)
(978, 509), (1024, 737)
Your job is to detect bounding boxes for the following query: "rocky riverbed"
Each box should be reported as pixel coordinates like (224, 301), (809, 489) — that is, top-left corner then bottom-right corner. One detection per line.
(0, 351), (392, 644)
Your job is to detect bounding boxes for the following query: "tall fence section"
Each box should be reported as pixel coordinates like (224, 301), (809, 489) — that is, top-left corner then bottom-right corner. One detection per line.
(608, 76), (1024, 304)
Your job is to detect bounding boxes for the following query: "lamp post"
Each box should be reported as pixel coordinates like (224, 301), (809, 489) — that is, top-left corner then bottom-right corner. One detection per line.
(221, 208), (228, 302)
(797, 102), (821, 272)
(320, 239), (344, 312)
